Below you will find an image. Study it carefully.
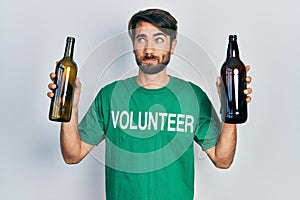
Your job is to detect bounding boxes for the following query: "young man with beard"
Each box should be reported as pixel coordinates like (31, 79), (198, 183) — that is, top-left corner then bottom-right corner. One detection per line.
(48, 8), (252, 200)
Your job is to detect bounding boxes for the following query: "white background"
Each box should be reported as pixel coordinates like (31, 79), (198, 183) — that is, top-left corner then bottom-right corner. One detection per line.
(1, 0), (299, 199)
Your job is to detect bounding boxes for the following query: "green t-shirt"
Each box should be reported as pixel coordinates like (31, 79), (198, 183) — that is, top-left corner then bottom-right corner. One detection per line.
(78, 76), (221, 200)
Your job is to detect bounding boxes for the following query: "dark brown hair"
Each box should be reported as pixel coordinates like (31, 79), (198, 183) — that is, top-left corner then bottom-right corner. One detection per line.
(128, 8), (178, 42)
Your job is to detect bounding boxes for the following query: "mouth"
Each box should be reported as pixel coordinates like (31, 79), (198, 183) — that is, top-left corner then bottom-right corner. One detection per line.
(142, 58), (158, 64)
(141, 55), (159, 65)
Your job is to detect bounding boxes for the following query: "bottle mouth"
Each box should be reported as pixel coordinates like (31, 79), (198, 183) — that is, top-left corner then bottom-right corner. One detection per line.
(229, 35), (237, 40)
(66, 36), (76, 42)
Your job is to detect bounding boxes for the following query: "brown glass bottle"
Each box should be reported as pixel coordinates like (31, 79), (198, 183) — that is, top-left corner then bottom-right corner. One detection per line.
(49, 37), (77, 122)
(220, 35), (247, 124)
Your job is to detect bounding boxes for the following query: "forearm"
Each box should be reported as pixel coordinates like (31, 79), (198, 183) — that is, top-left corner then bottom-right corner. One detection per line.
(60, 108), (83, 164)
(217, 123), (237, 164)
(207, 123), (237, 169)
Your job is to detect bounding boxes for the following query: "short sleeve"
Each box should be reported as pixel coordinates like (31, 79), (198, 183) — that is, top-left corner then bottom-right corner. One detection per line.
(78, 92), (105, 146)
(193, 90), (221, 151)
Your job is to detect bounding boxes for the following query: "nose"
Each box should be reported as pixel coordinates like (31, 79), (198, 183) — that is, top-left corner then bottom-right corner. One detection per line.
(144, 41), (154, 54)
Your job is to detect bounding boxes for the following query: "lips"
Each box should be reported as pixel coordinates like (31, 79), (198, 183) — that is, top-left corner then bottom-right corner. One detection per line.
(142, 58), (158, 64)
(142, 55), (159, 64)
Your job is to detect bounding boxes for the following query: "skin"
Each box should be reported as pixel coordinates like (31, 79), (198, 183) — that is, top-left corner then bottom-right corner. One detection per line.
(48, 21), (253, 168)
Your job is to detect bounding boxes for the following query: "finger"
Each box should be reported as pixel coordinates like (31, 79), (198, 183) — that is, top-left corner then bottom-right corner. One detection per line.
(246, 76), (252, 84)
(216, 76), (221, 86)
(245, 65), (250, 73)
(75, 78), (82, 89)
(246, 96), (252, 103)
(48, 83), (57, 90)
(49, 72), (56, 81)
(244, 88), (252, 95)
(216, 77), (221, 95)
(47, 91), (54, 98)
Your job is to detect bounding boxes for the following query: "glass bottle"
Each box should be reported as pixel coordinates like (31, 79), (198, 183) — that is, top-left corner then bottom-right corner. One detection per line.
(220, 35), (247, 124)
(49, 37), (77, 122)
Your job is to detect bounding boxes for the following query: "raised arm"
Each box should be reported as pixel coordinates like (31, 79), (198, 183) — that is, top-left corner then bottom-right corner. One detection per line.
(206, 65), (252, 169)
(205, 123), (237, 169)
(48, 73), (94, 164)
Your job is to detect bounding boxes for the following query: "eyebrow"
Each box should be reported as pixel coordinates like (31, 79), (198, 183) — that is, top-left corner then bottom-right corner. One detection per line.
(135, 34), (147, 39)
(135, 32), (167, 39)
(153, 32), (167, 38)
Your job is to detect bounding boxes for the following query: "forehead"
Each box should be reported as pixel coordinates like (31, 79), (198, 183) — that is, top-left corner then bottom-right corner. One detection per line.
(135, 21), (167, 37)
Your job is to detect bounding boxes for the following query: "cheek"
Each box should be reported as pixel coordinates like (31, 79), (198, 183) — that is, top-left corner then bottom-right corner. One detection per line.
(133, 42), (146, 51)
(156, 43), (170, 51)
(133, 48), (143, 58)
(159, 49), (171, 58)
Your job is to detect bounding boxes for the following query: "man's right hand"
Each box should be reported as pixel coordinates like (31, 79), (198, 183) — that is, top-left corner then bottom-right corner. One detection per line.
(47, 65), (92, 164)
(47, 72), (57, 98)
(47, 72), (82, 110)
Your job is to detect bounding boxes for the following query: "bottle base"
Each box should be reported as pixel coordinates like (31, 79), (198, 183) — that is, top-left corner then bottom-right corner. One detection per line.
(49, 117), (71, 122)
(224, 118), (247, 124)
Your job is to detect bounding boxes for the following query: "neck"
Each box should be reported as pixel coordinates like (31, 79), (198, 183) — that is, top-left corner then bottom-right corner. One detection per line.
(136, 69), (170, 89)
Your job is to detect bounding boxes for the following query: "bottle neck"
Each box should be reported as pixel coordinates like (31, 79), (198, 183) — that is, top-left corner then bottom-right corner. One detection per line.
(227, 38), (240, 58)
(64, 37), (75, 58)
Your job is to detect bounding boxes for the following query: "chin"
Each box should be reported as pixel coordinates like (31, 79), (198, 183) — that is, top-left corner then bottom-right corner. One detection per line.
(139, 64), (167, 74)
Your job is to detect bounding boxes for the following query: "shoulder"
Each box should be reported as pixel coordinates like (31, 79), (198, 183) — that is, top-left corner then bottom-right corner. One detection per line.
(101, 81), (118, 93)
(188, 81), (206, 96)
(171, 76), (207, 97)
(97, 76), (136, 98)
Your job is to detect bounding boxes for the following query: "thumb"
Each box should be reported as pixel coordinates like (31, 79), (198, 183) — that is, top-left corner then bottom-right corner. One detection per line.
(216, 76), (221, 97)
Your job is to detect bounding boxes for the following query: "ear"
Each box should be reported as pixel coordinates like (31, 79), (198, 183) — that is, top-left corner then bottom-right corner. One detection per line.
(170, 39), (177, 55)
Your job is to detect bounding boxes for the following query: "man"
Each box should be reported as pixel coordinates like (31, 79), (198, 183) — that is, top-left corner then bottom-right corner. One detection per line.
(48, 8), (252, 200)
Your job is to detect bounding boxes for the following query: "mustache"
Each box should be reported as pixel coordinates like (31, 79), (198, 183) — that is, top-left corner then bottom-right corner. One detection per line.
(141, 55), (159, 60)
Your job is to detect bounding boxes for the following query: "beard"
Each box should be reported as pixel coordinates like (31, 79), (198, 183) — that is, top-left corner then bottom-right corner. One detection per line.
(135, 52), (171, 75)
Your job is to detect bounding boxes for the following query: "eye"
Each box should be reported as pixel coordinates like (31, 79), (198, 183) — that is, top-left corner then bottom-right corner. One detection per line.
(155, 37), (164, 43)
(137, 37), (146, 43)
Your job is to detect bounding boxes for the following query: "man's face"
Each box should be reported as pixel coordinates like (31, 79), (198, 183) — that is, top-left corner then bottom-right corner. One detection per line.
(133, 21), (176, 74)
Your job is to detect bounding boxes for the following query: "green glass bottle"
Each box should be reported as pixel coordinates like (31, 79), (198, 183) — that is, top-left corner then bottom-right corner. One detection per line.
(220, 35), (247, 124)
(49, 37), (77, 122)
